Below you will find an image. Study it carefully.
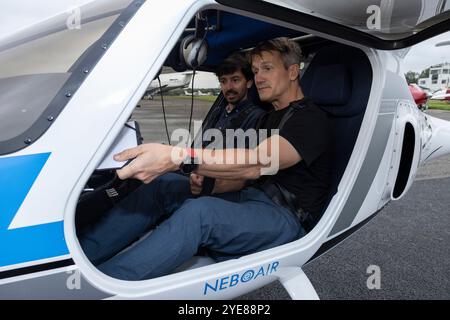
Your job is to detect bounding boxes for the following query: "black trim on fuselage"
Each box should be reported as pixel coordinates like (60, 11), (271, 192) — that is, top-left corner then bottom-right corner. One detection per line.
(424, 146), (443, 162)
(0, 259), (74, 280)
(305, 210), (381, 265)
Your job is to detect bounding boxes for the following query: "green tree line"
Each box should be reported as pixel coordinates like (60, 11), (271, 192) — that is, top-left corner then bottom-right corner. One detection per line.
(404, 68), (430, 85)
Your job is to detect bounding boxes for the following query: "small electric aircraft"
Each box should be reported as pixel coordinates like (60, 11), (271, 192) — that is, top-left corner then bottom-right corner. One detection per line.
(1, 0), (450, 300)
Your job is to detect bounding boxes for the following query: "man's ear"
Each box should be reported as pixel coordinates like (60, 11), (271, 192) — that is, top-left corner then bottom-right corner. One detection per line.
(247, 79), (254, 89)
(289, 64), (300, 82)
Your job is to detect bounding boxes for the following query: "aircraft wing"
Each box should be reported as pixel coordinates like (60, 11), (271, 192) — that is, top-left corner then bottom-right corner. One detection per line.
(145, 84), (168, 97)
(430, 93), (450, 100)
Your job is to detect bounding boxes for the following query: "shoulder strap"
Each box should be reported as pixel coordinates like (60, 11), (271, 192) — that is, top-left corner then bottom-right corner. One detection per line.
(277, 101), (307, 131)
(256, 100), (308, 132)
(229, 104), (260, 130)
(255, 111), (268, 130)
(277, 108), (295, 132)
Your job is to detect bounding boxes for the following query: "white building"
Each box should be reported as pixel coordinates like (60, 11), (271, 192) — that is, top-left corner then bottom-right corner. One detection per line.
(418, 62), (450, 92)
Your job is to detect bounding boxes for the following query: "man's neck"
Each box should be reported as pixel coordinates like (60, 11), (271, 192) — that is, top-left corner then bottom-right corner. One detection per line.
(225, 104), (235, 113)
(273, 89), (304, 111)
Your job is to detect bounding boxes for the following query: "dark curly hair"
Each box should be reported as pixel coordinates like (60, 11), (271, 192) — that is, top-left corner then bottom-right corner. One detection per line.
(215, 52), (253, 81)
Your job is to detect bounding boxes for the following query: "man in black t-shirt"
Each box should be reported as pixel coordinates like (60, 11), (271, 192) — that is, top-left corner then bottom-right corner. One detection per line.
(79, 37), (331, 281)
(248, 38), (331, 223)
(255, 96), (331, 221)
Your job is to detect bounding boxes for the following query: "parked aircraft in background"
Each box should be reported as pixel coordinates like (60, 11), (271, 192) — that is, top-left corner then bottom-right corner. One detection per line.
(143, 72), (193, 100)
(409, 84), (450, 111)
(430, 88), (450, 101)
(184, 89), (212, 96)
(409, 84), (430, 110)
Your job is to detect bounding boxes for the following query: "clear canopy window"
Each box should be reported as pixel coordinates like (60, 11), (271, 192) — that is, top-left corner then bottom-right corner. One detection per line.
(262, 0), (450, 40)
(0, 0), (136, 155)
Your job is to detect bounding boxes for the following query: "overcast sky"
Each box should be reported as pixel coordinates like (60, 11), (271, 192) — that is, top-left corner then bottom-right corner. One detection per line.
(1, 1), (448, 83)
(401, 31), (450, 74)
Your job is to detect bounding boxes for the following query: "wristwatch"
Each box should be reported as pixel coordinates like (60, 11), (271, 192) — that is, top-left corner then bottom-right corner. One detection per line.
(179, 148), (199, 174)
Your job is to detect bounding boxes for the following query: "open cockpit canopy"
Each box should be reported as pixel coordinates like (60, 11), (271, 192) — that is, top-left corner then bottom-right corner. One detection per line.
(215, 0), (450, 49)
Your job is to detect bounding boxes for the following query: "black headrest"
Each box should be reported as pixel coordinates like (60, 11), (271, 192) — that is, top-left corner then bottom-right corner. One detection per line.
(310, 64), (351, 106)
(301, 44), (372, 118)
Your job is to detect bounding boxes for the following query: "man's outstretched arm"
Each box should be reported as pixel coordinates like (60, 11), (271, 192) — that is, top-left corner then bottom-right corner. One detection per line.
(114, 135), (301, 184)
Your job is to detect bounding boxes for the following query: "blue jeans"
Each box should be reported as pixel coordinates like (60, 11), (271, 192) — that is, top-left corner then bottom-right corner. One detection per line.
(79, 173), (305, 281)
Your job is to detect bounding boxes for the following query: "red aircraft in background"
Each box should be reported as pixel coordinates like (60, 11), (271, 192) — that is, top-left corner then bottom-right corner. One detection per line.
(409, 84), (429, 110)
(408, 84), (450, 111)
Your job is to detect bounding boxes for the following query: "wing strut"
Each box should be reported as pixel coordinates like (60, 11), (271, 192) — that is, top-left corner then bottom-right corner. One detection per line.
(277, 267), (319, 300)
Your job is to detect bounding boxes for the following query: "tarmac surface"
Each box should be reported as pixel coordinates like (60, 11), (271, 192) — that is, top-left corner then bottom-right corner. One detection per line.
(132, 98), (450, 300)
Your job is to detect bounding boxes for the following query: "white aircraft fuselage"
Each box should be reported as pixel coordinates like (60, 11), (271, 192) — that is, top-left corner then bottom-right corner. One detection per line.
(0, 0), (449, 300)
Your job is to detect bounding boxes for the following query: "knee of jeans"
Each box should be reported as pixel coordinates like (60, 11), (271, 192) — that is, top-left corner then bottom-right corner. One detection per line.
(177, 197), (220, 245)
(178, 197), (218, 223)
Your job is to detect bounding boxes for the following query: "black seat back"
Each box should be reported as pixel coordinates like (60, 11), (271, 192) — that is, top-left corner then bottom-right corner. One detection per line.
(300, 44), (373, 213)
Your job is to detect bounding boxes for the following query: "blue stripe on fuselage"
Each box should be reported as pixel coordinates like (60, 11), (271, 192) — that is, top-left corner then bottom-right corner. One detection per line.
(0, 153), (69, 267)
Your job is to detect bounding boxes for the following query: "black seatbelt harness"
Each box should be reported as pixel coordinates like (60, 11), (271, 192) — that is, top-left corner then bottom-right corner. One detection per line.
(254, 100), (316, 232)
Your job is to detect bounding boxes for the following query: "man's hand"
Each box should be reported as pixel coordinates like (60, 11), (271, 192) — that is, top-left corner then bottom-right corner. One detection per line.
(115, 143), (183, 183)
(190, 174), (204, 195)
(212, 179), (246, 194)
